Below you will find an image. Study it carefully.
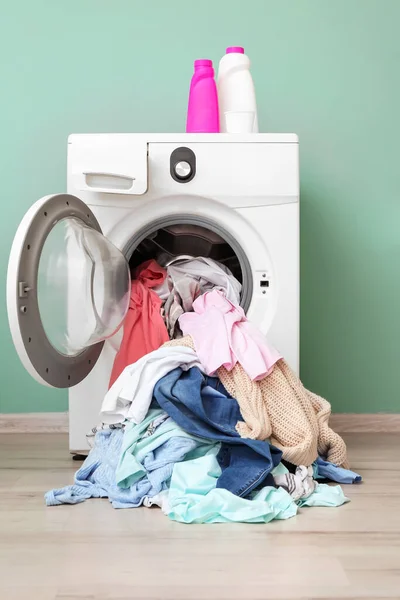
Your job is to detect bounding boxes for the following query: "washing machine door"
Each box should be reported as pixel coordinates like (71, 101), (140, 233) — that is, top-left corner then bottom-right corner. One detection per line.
(7, 193), (131, 388)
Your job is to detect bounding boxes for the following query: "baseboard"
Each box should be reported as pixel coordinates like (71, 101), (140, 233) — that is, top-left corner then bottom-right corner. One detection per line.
(0, 412), (399, 434)
(0, 412), (68, 433)
(330, 413), (400, 433)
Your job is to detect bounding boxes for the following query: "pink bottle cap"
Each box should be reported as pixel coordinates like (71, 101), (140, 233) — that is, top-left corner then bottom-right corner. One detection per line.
(194, 59), (213, 68)
(226, 46), (244, 54)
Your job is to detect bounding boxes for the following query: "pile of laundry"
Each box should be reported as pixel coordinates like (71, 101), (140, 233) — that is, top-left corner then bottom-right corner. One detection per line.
(45, 256), (361, 524)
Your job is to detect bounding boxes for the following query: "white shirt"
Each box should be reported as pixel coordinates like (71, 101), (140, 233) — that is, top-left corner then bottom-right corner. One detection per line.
(100, 346), (201, 425)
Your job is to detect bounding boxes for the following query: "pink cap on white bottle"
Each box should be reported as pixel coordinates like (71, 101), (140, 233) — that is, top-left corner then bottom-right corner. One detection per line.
(217, 46), (259, 133)
(226, 46), (244, 54)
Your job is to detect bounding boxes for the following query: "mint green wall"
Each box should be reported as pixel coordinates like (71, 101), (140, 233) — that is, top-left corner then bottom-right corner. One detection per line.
(1, 1), (399, 413)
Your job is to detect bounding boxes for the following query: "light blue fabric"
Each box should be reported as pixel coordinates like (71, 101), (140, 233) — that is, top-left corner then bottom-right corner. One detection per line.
(45, 417), (211, 509)
(298, 483), (350, 507)
(165, 447), (297, 524)
(165, 450), (350, 523)
(45, 429), (151, 508)
(116, 408), (210, 488)
(313, 457), (362, 484)
(271, 462), (290, 477)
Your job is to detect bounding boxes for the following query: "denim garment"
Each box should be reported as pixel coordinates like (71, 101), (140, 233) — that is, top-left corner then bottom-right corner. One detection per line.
(313, 457), (362, 484)
(153, 367), (282, 497)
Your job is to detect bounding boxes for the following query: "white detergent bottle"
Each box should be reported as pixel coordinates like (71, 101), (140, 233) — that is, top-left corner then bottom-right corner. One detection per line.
(217, 46), (259, 133)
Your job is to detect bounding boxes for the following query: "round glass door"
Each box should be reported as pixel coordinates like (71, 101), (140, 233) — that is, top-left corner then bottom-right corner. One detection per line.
(7, 194), (131, 388)
(38, 217), (130, 356)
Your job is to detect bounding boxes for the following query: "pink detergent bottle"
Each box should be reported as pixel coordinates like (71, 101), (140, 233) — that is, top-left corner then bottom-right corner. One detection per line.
(186, 59), (220, 133)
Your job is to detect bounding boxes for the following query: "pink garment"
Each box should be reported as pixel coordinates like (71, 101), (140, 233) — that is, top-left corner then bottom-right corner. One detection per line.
(109, 260), (169, 388)
(178, 289), (281, 381)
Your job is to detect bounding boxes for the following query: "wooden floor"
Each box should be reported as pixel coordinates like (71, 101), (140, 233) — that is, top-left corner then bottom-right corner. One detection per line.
(0, 433), (399, 600)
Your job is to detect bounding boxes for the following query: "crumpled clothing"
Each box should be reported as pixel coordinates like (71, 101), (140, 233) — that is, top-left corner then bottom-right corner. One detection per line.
(154, 257), (242, 339)
(166, 449), (297, 524)
(100, 346), (202, 425)
(142, 412), (169, 438)
(313, 457), (362, 484)
(153, 366), (282, 497)
(86, 422), (124, 449)
(45, 429), (157, 509)
(179, 289), (281, 381)
(116, 408), (210, 488)
(143, 491), (168, 509)
(297, 483), (349, 508)
(274, 465), (318, 501)
(45, 414), (210, 509)
(164, 336), (349, 468)
(165, 447), (348, 524)
(109, 260), (169, 388)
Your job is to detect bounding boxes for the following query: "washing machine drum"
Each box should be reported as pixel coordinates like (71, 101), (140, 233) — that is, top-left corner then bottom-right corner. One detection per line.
(128, 222), (247, 284)
(124, 216), (253, 310)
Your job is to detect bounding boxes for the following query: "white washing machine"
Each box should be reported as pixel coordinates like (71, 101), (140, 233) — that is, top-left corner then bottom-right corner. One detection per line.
(7, 133), (299, 453)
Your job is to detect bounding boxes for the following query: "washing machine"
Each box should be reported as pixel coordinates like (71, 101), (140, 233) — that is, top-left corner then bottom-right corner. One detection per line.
(7, 133), (299, 454)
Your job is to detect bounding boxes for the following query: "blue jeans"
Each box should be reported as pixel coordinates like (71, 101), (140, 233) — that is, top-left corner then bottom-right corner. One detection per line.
(314, 457), (362, 484)
(153, 367), (282, 497)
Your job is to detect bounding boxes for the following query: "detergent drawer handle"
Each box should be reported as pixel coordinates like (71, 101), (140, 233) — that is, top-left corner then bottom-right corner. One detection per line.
(82, 171), (136, 192)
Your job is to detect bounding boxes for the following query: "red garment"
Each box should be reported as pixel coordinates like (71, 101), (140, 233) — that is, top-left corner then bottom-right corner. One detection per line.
(109, 260), (169, 387)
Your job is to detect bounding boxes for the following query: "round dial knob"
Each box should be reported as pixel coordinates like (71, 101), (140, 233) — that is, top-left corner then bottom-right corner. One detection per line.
(174, 160), (192, 180)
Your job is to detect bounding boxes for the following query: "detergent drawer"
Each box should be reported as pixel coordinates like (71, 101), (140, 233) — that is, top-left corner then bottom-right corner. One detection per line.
(68, 134), (148, 201)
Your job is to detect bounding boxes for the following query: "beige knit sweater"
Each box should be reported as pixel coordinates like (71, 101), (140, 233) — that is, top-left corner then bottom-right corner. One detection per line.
(164, 336), (349, 468)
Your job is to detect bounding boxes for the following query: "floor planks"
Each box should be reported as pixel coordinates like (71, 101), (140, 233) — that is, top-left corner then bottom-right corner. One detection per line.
(0, 432), (399, 599)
